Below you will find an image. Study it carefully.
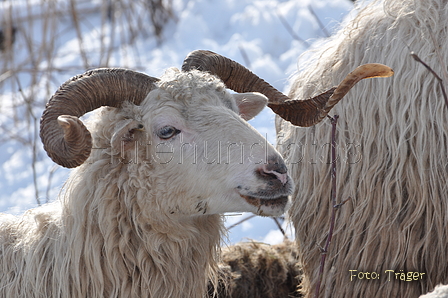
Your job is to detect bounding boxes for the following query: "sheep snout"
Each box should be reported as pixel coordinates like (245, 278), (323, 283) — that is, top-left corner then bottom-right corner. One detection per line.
(232, 154), (293, 216)
(253, 154), (293, 196)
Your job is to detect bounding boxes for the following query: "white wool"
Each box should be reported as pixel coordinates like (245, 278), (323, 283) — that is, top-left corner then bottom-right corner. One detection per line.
(277, 0), (448, 297)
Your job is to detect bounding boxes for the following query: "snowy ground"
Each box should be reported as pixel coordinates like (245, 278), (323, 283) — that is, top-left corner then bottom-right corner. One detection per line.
(0, 0), (357, 244)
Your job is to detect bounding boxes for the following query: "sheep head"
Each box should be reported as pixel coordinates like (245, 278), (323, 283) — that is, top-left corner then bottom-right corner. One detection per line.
(40, 61), (294, 217)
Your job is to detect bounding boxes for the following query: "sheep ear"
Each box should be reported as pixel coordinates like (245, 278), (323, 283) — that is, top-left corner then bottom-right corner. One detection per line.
(233, 92), (268, 121)
(111, 119), (145, 155)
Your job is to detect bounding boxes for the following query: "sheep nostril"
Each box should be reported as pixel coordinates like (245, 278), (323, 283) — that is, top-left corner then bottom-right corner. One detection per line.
(259, 164), (288, 185)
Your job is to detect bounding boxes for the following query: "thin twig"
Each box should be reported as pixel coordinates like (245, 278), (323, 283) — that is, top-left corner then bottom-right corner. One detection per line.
(334, 197), (351, 209)
(411, 52), (448, 109)
(272, 217), (287, 238)
(308, 5), (330, 37)
(227, 214), (257, 230)
(276, 12), (310, 47)
(238, 45), (251, 68)
(70, 0), (90, 68)
(427, 25), (448, 86)
(314, 115), (339, 298)
(14, 76), (41, 206)
(46, 165), (59, 204)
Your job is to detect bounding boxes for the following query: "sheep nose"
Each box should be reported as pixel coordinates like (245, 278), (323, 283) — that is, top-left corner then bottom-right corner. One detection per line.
(258, 155), (288, 185)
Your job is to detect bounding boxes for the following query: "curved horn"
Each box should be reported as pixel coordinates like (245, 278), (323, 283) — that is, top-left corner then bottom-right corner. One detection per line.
(182, 50), (290, 104)
(182, 50), (393, 127)
(269, 63), (394, 126)
(40, 68), (159, 168)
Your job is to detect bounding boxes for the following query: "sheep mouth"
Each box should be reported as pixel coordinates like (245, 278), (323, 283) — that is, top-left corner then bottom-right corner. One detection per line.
(239, 194), (289, 212)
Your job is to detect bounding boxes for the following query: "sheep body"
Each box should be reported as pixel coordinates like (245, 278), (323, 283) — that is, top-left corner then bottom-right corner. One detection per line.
(1, 68), (292, 297)
(277, 0), (448, 297)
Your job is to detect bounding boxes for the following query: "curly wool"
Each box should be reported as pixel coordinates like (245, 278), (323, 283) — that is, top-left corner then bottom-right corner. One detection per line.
(210, 240), (302, 298)
(0, 148), (223, 298)
(277, 0), (448, 297)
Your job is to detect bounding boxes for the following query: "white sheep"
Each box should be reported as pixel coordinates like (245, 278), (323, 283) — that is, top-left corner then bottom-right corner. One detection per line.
(2, 47), (362, 298)
(0, 48), (380, 297)
(275, 0), (448, 297)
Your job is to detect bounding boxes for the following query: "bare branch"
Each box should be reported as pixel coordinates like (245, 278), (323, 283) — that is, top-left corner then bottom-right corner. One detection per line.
(45, 165), (59, 204)
(334, 197), (351, 209)
(411, 52), (448, 109)
(314, 115), (345, 298)
(70, 0), (90, 68)
(227, 214), (257, 230)
(276, 12), (310, 47)
(427, 25), (448, 86)
(308, 5), (330, 37)
(238, 45), (251, 68)
(14, 75), (41, 206)
(272, 217), (287, 238)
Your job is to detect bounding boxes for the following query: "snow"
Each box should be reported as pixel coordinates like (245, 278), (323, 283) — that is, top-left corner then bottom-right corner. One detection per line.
(0, 0), (354, 245)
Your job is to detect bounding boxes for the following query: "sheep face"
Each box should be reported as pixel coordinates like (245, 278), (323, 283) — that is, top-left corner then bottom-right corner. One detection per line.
(87, 69), (293, 218)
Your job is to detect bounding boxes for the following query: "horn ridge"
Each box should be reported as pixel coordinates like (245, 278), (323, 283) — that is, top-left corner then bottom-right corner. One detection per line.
(268, 88), (337, 127)
(182, 50), (290, 104)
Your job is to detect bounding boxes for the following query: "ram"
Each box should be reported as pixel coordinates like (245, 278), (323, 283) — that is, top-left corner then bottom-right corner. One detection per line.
(275, 0), (448, 297)
(0, 49), (358, 298)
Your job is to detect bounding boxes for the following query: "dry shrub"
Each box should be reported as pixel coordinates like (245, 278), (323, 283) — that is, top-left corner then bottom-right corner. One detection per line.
(0, 0), (174, 205)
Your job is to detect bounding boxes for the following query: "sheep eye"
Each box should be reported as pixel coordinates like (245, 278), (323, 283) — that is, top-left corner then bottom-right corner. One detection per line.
(157, 126), (181, 139)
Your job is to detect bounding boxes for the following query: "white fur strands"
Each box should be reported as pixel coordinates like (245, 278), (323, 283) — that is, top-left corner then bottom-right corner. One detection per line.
(277, 0), (448, 297)
(0, 160), (223, 298)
